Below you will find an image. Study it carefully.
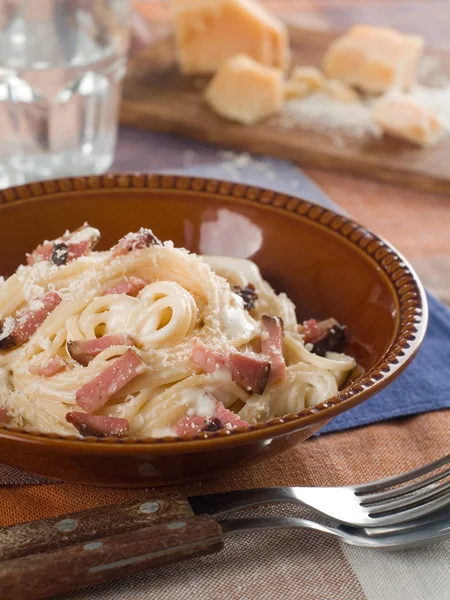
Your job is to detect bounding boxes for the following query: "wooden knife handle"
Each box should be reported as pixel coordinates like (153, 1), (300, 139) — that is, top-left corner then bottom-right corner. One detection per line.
(0, 497), (194, 562)
(0, 513), (223, 600)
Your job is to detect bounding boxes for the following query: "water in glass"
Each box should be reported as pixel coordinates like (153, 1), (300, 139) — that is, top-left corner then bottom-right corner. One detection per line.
(0, 0), (131, 188)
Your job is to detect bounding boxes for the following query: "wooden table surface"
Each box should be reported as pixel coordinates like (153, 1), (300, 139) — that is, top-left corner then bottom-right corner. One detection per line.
(133, 0), (450, 304)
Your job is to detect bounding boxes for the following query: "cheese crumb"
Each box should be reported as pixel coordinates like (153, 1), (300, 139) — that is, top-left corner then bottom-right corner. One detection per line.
(326, 79), (360, 103)
(290, 65), (325, 91)
(284, 80), (311, 101)
(0, 317), (14, 341)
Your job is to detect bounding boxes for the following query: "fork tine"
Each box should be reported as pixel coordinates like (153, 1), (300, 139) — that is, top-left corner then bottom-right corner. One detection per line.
(359, 465), (450, 505)
(364, 492), (450, 525)
(363, 506), (450, 537)
(367, 480), (450, 516)
(354, 454), (450, 495)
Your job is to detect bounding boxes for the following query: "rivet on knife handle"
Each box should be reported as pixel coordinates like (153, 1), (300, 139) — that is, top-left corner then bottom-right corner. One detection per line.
(0, 498), (194, 562)
(0, 514), (223, 600)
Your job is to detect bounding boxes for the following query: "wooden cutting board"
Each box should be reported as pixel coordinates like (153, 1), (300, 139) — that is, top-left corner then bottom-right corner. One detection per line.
(120, 25), (450, 195)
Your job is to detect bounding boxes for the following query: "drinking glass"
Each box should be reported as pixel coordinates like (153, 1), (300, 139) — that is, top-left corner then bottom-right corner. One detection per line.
(0, 0), (131, 188)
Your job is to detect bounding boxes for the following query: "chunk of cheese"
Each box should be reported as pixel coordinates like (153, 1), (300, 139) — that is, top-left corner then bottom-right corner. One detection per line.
(284, 80), (311, 101)
(290, 65), (325, 91)
(205, 54), (283, 125)
(172, 0), (290, 74)
(326, 79), (360, 103)
(371, 94), (444, 146)
(323, 25), (424, 94)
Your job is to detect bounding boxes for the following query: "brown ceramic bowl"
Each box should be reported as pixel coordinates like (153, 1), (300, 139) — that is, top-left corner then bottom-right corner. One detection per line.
(0, 174), (427, 487)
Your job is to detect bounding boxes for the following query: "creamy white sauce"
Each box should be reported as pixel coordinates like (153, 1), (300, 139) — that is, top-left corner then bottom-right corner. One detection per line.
(225, 293), (259, 339)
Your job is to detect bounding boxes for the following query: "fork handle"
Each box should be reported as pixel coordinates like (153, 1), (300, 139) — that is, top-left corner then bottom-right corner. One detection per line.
(189, 487), (302, 517)
(0, 514), (223, 600)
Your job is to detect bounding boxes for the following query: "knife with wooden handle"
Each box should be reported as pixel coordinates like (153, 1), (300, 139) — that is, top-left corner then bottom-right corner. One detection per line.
(0, 486), (337, 599)
(1, 492), (449, 599)
(0, 497), (223, 600)
(0, 488), (282, 599)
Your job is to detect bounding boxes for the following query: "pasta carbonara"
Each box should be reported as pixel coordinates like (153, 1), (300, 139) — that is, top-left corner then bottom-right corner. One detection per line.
(0, 224), (356, 438)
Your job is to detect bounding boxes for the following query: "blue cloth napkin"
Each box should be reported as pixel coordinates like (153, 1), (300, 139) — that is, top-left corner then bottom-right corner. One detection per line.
(114, 127), (450, 433)
(321, 292), (450, 433)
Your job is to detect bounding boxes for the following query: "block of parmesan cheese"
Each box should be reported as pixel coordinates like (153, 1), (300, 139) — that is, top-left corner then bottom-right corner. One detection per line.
(172, 0), (290, 74)
(371, 95), (444, 146)
(205, 54), (283, 125)
(323, 25), (424, 94)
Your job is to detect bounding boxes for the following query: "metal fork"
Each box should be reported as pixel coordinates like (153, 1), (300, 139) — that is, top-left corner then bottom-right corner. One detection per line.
(220, 507), (450, 550)
(190, 453), (450, 528)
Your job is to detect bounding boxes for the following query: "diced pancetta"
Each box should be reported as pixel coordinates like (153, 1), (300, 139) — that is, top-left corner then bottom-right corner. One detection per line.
(0, 407), (9, 423)
(104, 277), (148, 297)
(229, 352), (271, 395)
(174, 415), (213, 436)
(27, 224), (100, 265)
(27, 242), (54, 265)
(29, 356), (66, 377)
(68, 334), (136, 366)
(174, 392), (249, 435)
(75, 348), (146, 414)
(261, 315), (286, 383)
(299, 319), (326, 344)
(191, 340), (227, 374)
(298, 318), (347, 356)
(66, 412), (130, 437)
(214, 400), (250, 428)
(191, 340), (271, 395)
(65, 241), (91, 262)
(0, 291), (62, 350)
(111, 228), (162, 257)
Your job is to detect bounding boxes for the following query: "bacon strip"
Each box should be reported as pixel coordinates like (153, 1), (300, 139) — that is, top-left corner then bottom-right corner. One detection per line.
(0, 291), (62, 350)
(111, 228), (162, 257)
(75, 348), (146, 414)
(0, 407), (9, 424)
(68, 334), (136, 367)
(261, 315), (286, 383)
(27, 224), (100, 266)
(29, 356), (66, 377)
(174, 392), (248, 435)
(191, 340), (271, 395)
(104, 277), (148, 297)
(66, 412), (129, 437)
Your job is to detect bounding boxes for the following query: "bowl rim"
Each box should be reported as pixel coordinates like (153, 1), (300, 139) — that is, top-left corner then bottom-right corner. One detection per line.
(0, 173), (428, 451)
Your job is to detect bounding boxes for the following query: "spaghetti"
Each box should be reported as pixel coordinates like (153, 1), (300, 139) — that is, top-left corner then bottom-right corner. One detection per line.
(0, 225), (355, 438)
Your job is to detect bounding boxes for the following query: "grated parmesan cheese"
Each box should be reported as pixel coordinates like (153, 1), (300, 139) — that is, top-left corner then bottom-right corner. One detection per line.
(278, 91), (382, 140)
(279, 80), (450, 146)
(0, 317), (14, 341)
(23, 284), (45, 303)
